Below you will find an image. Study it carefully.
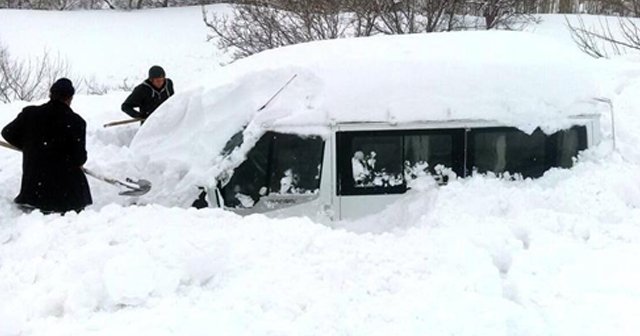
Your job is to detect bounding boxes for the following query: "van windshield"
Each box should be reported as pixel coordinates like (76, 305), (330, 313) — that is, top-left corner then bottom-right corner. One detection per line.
(220, 132), (324, 209)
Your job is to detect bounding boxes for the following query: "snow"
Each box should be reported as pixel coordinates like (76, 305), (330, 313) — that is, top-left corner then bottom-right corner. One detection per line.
(1, 6), (640, 336)
(129, 30), (610, 205)
(134, 30), (608, 153)
(0, 6), (229, 90)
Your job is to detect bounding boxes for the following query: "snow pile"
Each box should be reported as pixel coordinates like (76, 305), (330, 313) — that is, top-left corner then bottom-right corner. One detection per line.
(130, 31), (609, 205)
(2, 141), (640, 335)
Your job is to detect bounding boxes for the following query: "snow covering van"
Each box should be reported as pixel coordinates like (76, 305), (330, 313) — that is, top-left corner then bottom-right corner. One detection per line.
(130, 31), (607, 221)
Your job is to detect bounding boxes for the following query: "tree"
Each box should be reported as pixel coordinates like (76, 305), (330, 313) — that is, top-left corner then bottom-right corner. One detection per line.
(567, 15), (640, 58)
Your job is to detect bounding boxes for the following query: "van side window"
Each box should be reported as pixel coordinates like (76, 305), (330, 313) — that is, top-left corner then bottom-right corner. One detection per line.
(337, 126), (586, 195)
(338, 132), (404, 195)
(554, 126), (587, 168)
(468, 126), (587, 178)
(404, 130), (465, 183)
(269, 133), (324, 195)
(221, 132), (324, 208)
(221, 132), (272, 208)
(470, 128), (548, 178)
(337, 130), (465, 196)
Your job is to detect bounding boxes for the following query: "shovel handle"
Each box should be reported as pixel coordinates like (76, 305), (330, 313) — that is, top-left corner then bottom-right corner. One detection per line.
(82, 168), (141, 190)
(0, 140), (19, 151)
(2, 140), (149, 195)
(103, 118), (143, 128)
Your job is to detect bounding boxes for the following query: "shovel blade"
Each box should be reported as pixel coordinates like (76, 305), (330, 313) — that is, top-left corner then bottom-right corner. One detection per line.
(118, 179), (152, 196)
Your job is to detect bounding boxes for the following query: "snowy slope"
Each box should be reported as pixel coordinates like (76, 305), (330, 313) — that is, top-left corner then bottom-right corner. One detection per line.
(0, 6), (230, 90)
(1, 7), (640, 336)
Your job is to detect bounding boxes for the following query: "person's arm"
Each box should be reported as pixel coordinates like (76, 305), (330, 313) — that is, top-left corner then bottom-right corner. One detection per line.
(121, 86), (145, 119)
(1, 110), (27, 150)
(69, 118), (88, 167)
(167, 78), (174, 97)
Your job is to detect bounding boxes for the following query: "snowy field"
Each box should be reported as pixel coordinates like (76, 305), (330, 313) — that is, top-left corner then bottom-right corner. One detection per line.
(1, 7), (640, 335)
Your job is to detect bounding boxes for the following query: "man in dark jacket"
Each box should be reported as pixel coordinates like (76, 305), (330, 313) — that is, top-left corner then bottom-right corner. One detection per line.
(121, 65), (174, 121)
(2, 78), (92, 213)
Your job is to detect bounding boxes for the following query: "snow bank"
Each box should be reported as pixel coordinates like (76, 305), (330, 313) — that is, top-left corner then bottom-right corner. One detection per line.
(2, 150), (640, 335)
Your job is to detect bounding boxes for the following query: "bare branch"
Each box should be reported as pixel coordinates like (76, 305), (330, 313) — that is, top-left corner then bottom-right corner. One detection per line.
(566, 14), (640, 58)
(0, 42), (74, 103)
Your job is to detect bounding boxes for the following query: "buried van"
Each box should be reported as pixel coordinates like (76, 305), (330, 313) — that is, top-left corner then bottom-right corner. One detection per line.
(129, 31), (608, 221)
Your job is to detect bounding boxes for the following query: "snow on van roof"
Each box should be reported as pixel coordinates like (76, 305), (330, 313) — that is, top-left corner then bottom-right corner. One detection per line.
(130, 31), (607, 204)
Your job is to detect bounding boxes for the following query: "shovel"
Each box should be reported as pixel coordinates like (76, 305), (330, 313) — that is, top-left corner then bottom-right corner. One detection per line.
(82, 168), (151, 196)
(0, 140), (151, 196)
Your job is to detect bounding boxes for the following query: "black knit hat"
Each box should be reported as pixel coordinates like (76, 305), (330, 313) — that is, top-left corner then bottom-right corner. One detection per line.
(49, 78), (75, 99)
(148, 65), (166, 79)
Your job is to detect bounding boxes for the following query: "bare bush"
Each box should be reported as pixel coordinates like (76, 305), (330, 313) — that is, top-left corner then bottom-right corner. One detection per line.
(118, 78), (136, 92)
(1, 0), (90, 9)
(204, 0), (540, 61)
(203, 0), (352, 60)
(0, 0), (223, 9)
(470, 0), (540, 30)
(581, 0), (640, 16)
(344, 0), (380, 36)
(0, 43), (74, 103)
(371, 0), (466, 34)
(83, 77), (111, 95)
(567, 15), (640, 58)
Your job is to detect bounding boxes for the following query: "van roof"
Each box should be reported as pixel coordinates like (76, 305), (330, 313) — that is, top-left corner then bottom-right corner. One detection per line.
(130, 31), (607, 203)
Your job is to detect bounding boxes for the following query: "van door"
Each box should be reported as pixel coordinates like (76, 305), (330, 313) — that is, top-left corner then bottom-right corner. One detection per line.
(335, 129), (465, 220)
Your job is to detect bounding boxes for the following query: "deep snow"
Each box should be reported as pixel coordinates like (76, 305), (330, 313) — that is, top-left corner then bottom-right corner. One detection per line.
(1, 7), (640, 336)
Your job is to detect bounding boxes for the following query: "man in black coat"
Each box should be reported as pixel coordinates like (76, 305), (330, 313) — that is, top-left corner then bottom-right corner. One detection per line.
(1, 78), (92, 214)
(121, 65), (174, 121)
